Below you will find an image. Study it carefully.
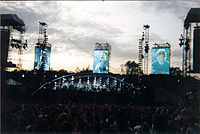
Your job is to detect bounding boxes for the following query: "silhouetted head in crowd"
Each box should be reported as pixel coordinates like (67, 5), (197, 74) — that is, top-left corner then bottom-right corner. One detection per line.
(99, 128), (120, 134)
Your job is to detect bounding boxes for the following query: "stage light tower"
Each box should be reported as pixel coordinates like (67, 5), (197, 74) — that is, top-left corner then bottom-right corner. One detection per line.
(143, 25), (150, 74)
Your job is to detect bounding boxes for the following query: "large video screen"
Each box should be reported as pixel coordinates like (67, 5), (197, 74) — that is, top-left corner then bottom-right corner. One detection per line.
(93, 50), (109, 73)
(34, 46), (51, 71)
(152, 47), (170, 74)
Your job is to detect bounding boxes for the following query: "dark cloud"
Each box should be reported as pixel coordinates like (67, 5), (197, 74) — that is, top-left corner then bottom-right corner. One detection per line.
(150, 32), (166, 43)
(140, 1), (200, 17)
(1, 2), (73, 55)
(46, 19), (124, 56)
(112, 46), (138, 60)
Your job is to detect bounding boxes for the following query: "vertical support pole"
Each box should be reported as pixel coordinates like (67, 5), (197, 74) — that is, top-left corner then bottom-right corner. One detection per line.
(182, 28), (185, 76)
(189, 24), (192, 74)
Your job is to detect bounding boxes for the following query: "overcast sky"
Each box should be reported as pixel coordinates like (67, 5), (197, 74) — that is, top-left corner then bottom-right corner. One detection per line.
(1, 1), (200, 73)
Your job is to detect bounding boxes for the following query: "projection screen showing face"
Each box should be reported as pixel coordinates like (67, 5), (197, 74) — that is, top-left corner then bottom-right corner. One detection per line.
(152, 47), (170, 74)
(34, 46), (51, 71)
(93, 50), (109, 73)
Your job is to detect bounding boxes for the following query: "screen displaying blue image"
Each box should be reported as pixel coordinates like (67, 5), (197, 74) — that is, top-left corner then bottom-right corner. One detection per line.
(93, 50), (109, 73)
(34, 46), (51, 71)
(152, 47), (170, 74)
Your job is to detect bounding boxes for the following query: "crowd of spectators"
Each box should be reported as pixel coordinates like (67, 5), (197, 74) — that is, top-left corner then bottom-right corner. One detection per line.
(2, 70), (199, 134)
(2, 96), (200, 134)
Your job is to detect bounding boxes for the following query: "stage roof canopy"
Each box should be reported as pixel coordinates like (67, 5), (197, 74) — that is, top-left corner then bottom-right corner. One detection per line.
(1, 14), (25, 32)
(184, 8), (200, 29)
